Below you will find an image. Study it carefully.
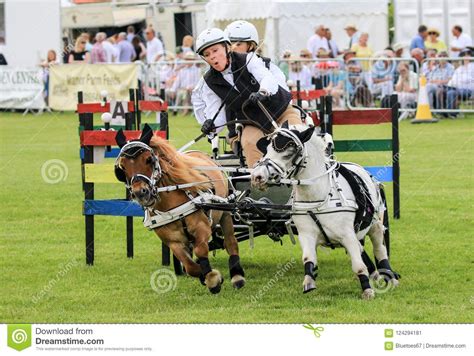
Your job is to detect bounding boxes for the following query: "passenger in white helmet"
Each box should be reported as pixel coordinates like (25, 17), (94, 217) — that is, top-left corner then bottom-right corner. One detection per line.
(191, 28), (302, 167)
(224, 20), (287, 89)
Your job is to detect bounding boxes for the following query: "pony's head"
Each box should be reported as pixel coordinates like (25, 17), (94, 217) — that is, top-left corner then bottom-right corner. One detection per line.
(251, 122), (333, 190)
(115, 124), (162, 207)
(115, 124), (213, 208)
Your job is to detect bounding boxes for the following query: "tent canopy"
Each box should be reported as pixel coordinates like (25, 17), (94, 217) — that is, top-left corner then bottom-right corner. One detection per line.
(62, 1), (147, 28)
(206, 0), (389, 61)
(207, 0), (389, 21)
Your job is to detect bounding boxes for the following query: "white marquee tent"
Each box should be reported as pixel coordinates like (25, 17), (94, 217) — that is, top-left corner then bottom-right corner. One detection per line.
(205, 0), (390, 61)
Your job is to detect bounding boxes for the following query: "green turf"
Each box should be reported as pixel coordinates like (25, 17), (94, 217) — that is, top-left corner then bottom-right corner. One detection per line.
(0, 110), (472, 323)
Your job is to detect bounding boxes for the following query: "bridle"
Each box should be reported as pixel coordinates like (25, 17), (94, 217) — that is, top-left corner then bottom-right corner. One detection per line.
(114, 141), (162, 207)
(256, 128), (308, 181)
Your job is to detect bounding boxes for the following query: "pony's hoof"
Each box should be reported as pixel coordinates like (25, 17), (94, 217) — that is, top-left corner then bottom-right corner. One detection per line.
(231, 275), (246, 289)
(303, 284), (316, 294)
(205, 269), (223, 294)
(361, 288), (375, 300)
(303, 275), (316, 294)
(390, 278), (400, 288)
(303, 280), (316, 294)
(209, 284), (222, 294)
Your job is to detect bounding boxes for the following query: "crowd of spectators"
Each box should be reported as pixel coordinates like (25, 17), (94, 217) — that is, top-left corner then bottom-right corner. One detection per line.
(281, 24), (473, 115)
(36, 25), (204, 111)
(8, 22), (471, 114)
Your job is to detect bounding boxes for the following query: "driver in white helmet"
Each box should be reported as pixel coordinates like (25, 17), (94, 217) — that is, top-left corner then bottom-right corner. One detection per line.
(191, 28), (301, 167)
(224, 20), (287, 89)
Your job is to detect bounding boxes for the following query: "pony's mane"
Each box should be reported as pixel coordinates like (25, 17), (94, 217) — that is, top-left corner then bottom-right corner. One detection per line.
(150, 136), (213, 192)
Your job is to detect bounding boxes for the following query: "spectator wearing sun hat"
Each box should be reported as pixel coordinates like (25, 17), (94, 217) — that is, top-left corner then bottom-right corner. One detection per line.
(424, 28), (447, 52)
(344, 24), (361, 49)
(393, 42), (406, 58)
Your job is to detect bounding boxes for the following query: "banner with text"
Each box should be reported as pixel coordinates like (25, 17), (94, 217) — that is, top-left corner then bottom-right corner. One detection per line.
(0, 67), (45, 109)
(49, 64), (138, 111)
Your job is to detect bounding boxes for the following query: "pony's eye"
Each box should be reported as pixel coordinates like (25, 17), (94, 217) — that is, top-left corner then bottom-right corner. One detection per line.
(146, 157), (153, 165)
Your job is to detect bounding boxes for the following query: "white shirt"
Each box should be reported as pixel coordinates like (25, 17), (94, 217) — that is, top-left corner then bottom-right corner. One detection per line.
(171, 65), (201, 92)
(146, 37), (164, 63)
(396, 71), (418, 91)
(192, 52), (284, 133)
(102, 41), (116, 63)
(450, 33), (473, 57)
(289, 66), (313, 90)
(447, 63), (474, 90)
(307, 34), (329, 58)
(159, 63), (175, 85)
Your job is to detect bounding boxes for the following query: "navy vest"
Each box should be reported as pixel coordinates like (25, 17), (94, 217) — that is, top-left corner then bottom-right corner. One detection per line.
(204, 52), (291, 132)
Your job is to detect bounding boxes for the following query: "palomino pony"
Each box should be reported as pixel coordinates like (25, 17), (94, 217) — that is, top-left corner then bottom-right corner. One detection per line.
(114, 124), (245, 294)
(251, 122), (399, 299)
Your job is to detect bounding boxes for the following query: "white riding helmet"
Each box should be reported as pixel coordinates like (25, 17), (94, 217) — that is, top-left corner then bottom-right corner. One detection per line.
(196, 28), (231, 55)
(224, 20), (259, 45)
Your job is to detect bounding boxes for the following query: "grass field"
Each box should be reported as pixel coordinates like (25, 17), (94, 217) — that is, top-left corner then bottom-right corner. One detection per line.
(0, 109), (472, 324)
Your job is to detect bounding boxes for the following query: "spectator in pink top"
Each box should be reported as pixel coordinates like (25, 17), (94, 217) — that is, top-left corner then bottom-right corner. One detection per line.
(90, 32), (107, 64)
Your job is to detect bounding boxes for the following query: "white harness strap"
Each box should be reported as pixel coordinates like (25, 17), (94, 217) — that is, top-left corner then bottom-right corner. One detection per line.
(292, 199), (358, 214)
(143, 192), (234, 230)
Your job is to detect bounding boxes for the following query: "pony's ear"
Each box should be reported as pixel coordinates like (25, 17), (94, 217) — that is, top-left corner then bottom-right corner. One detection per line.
(114, 166), (127, 183)
(256, 137), (269, 155)
(298, 126), (315, 144)
(115, 129), (127, 148)
(140, 124), (154, 145)
(281, 121), (289, 129)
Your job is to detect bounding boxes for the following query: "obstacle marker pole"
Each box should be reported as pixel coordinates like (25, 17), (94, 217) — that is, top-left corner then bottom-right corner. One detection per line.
(159, 109), (171, 267)
(79, 91), (95, 265)
(391, 94), (401, 219)
(314, 77), (323, 115)
(325, 95), (333, 136)
(296, 80), (302, 107)
(134, 87), (141, 129)
(125, 103), (135, 259)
